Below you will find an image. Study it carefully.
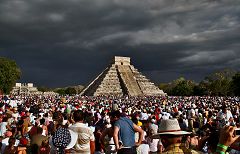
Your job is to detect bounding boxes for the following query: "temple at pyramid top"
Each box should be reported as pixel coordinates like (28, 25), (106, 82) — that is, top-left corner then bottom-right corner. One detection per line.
(80, 56), (166, 96)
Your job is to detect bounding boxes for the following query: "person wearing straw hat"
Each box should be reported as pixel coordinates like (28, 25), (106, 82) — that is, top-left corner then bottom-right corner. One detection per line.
(152, 119), (201, 154)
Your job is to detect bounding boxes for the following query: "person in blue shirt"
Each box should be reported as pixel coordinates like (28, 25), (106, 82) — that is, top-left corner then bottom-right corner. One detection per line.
(111, 110), (144, 154)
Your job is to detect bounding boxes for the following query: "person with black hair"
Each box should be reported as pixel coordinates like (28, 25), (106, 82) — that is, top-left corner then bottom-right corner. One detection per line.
(3, 137), (27, 154)
(217, 106), (233, 126)
(111, 110), (144, 154)
(39, 118), (48, 136)
(94, 127), (104, 154)
(3, 137), (17, 154)
(68, 110), (95, 154)
(100, 123), (116, 154)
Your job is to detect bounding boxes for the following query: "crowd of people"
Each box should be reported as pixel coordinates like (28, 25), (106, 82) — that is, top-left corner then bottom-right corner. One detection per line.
(0, 95), (239, 154)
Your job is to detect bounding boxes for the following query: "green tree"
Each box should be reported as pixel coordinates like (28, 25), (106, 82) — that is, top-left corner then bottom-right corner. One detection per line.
(160, 77), (196, 96)
(171, 78), (195, 96)
(38, 86), (52, 92)
(231, 72), (240, 96)
(0, 57), (21, 94)
(192, 84), (207, 96)
(201, 69), (236, 96)
(159, 83), (172, 95)
(55, 88), (66, 95)
(65, 87), (76, 95)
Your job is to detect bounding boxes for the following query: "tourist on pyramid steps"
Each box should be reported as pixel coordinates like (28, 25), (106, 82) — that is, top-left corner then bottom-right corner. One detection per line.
(68, 110), (95, 154)
(111, 110), (144, 154)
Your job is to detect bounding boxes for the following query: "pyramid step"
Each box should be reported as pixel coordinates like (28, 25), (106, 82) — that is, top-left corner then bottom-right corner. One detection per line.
(81, 56), (165, 96)
(117, 65), (142, 96)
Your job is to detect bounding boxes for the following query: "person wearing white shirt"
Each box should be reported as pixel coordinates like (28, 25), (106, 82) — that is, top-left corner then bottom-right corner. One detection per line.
(217, 106), (233, 124)
(68, 110), (95, 154)
(140, 109), (149, 120)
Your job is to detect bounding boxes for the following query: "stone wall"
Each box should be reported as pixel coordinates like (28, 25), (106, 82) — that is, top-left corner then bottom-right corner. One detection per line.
(114, 56), (130, 65)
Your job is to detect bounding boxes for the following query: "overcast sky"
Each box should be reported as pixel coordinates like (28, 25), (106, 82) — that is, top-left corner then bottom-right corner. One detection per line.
(0, 0), (240, 88)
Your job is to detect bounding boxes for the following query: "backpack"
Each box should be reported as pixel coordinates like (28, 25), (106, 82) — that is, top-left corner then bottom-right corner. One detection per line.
(52, 127), (71, 153)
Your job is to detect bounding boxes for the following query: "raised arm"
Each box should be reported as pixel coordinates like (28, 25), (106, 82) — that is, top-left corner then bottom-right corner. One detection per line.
(215, 126), (239, 154)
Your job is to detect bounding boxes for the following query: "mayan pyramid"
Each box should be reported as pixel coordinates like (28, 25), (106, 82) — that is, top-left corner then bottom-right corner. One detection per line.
(80, 56), (165, 96)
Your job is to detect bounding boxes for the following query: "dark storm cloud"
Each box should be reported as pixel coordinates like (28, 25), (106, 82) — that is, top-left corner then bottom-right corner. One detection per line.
(0, 0), (240, 87)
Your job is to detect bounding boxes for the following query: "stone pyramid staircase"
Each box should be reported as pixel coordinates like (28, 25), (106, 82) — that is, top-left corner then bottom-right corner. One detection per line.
(117, 65), (142, 96)
(80, 56), (166, 96)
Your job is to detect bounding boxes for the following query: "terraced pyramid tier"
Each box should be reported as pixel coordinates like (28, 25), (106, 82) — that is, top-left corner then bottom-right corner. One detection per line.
(80, 56), (165, 96)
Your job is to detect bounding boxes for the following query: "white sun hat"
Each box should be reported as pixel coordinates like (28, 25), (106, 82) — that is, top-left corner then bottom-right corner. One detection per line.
(152, 119), (191, 139)
(66, 129), (78, 149)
